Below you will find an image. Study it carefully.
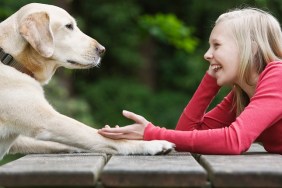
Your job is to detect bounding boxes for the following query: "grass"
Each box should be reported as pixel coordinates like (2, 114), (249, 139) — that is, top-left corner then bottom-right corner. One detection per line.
(0, 154), (24, 166)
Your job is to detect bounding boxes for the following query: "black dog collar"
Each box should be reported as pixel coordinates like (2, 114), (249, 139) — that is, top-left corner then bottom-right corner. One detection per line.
(0, 47), (18, 65)
(0, 47), (33, 77)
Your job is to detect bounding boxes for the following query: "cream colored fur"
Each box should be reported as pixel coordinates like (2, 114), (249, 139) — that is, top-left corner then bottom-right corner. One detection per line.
(0, 3), (174, 159)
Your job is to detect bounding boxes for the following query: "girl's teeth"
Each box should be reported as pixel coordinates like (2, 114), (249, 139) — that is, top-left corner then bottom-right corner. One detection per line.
(212, 65), (222, 71)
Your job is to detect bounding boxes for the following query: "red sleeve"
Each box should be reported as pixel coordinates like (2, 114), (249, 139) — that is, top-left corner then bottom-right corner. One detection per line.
(144, 62), (282, 154)
(176, 73), (236, 131)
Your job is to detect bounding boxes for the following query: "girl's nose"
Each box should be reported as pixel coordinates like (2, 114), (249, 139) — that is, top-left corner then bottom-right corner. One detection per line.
(204, 48), (213, 61)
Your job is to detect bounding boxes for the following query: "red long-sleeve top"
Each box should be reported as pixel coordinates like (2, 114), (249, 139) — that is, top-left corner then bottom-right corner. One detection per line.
(144, 61), (282, 154)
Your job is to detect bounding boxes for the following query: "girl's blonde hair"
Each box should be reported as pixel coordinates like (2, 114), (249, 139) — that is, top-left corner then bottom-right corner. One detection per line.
(216, 8), (282, 116)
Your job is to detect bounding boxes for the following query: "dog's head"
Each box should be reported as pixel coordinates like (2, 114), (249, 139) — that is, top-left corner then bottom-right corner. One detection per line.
(11, 3), (105, 84)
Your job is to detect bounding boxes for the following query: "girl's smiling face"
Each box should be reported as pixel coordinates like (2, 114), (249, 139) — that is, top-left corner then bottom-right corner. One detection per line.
(204, 21), (241, 86)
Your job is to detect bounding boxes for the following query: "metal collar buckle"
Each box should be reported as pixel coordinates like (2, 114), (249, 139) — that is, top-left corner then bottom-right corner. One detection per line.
(0, 47), (14, 65)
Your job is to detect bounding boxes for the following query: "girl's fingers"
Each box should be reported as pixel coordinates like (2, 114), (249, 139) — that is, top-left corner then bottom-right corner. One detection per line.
(123, 110), (145, 123)
(99, 131), (138, 140)
(98, 131), (124, 139)
(122, 110), (138, 120)
(102, 125), (119, 130)
(99, 126), (130, 133)
(104, 125), (110, 128)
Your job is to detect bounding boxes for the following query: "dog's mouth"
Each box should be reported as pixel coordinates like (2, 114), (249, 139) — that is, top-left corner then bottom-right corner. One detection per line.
(67, 60), (99, 68)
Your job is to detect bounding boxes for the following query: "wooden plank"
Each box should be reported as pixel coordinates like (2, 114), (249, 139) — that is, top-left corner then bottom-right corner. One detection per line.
(199, 144), (282, 188)
(0, 153), (107, 187)
(101, 152), (207, 187)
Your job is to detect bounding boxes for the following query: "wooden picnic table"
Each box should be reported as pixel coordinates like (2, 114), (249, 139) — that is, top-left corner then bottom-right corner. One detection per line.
(0, 143), (281, 188)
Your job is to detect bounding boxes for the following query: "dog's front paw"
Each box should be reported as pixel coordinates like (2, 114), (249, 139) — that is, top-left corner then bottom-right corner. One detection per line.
(143, 140), (175, 155)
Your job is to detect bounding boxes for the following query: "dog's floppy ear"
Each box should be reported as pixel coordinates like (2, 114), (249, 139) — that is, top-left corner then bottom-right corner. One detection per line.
(19, 12), (54, 58)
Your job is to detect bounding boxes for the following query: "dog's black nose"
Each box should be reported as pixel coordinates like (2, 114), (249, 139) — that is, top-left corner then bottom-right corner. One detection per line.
(96, 46), (106, 56)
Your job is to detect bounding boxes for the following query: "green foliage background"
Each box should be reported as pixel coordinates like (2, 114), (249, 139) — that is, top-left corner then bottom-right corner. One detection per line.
(1, 0), (282, 164)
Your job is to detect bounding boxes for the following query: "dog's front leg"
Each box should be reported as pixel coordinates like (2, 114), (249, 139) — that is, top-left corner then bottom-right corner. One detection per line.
(31, 113), (174, 155)
(29, 112), (119, 154)
(9, 135), (85, 154)
(9, 97), (174, 155)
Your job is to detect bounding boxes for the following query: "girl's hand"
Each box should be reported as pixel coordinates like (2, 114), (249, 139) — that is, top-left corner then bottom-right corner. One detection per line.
(98, 110), (149, 140)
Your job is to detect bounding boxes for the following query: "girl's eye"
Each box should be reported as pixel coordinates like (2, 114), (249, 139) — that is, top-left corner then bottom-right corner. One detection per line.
(65, 23), (74, 30)
(213, 43), (220, 49)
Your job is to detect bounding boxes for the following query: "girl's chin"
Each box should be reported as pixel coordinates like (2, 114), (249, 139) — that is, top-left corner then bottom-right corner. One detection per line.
(216, 79), (234, 87)
(215, 77), (226, 86)
(216, 81), (224, 86)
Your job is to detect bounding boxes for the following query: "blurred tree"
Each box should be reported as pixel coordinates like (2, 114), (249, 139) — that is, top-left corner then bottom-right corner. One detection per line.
(139, 14), (198, 53)
(70, 0), (200, 127)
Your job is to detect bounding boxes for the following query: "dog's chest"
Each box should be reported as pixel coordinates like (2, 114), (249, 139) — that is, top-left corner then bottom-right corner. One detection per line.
(0, 63), (43, 94)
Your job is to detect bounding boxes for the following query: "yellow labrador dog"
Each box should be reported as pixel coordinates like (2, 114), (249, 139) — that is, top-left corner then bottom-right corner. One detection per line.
(0, 3), (174, 159)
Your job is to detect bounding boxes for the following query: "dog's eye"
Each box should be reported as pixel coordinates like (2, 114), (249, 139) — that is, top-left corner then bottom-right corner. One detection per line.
(65, 23), (74, 30)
